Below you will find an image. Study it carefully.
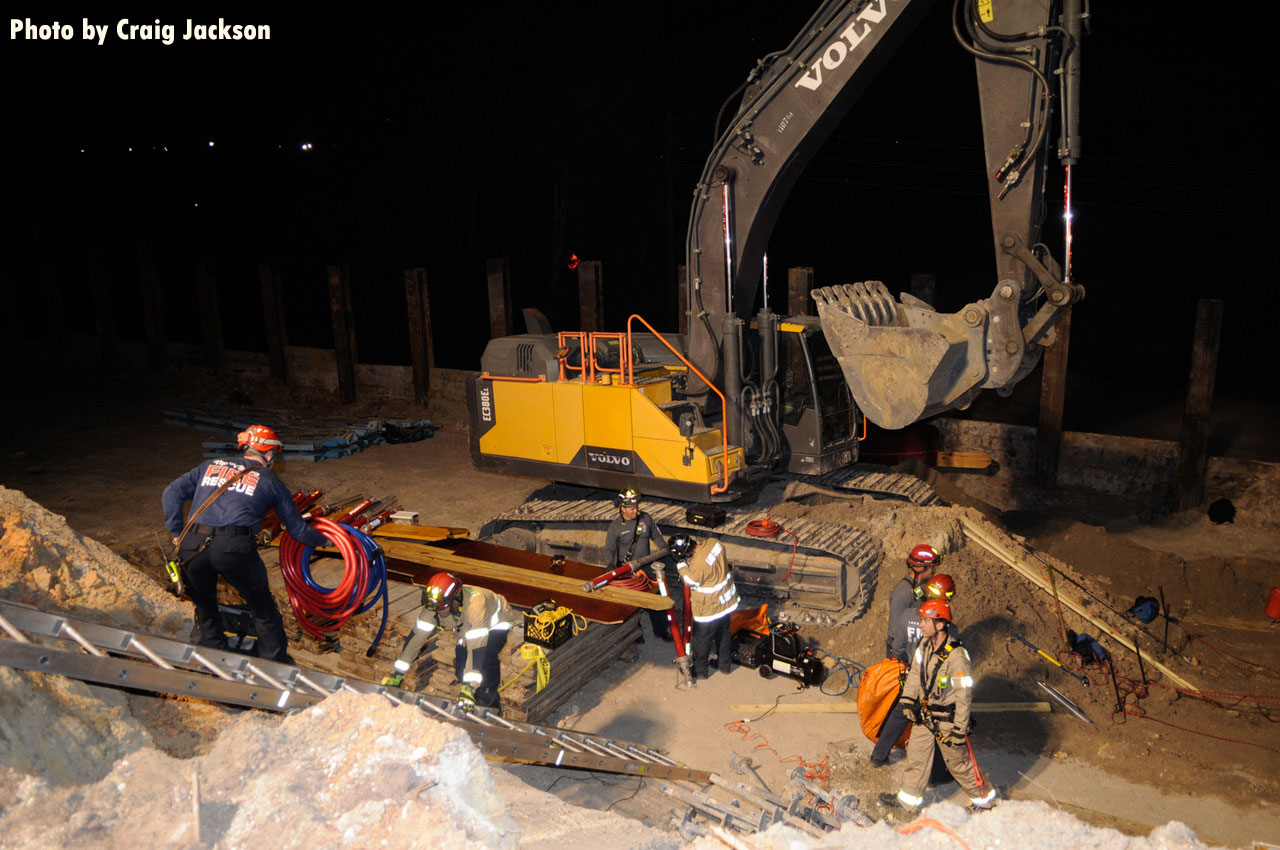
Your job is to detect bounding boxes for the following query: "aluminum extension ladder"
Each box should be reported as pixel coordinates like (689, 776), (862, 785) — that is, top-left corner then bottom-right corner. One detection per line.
(0, 598), (872, 837)
(0, 598), (706, 782)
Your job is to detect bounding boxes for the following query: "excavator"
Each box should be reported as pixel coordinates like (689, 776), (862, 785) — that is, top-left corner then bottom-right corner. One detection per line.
(468, 0), (1086, 616)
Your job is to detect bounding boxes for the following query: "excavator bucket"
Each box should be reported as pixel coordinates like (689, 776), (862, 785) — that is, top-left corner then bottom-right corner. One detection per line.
(812, 281), (1021, 430)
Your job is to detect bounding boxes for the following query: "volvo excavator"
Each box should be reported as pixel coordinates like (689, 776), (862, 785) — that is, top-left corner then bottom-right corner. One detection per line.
(469, 0), (1087, 616)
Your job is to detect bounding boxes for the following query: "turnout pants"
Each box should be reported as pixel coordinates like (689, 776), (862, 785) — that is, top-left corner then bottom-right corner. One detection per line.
(180, 532), (291, 664)
(900, 729), (988, 802)
(454, 626), (511, 708)
(691, 613), (733, 678)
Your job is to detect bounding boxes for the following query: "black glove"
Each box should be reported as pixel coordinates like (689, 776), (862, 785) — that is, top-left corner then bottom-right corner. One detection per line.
(900, 698), (920, 723)
(939, 731), (966, 747)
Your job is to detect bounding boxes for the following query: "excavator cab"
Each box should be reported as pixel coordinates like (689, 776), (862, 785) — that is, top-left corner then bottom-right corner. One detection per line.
(775, 319), (858, 474)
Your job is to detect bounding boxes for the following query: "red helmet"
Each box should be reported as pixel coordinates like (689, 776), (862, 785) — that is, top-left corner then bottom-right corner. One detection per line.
(907, 544), (941, 570)
(924, 574), (956, 600)
(424, 572), (462, 611)
(918, 598), (952, 623)
(237, 424), (283, 453)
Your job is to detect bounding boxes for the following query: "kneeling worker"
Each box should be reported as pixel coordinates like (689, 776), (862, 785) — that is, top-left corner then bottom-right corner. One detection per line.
(670, 533), (738, 683)
(388, 572), (513, 712)
(878, 598), (996, 817)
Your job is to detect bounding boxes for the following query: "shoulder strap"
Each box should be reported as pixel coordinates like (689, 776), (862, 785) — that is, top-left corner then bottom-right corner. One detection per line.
(622, 517), (640, 563)
(173, 465), (255, 551)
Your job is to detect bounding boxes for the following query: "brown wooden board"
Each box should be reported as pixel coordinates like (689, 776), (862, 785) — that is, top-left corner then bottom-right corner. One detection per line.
(383, 557), (638, 625)
(378, 538), (669, 614)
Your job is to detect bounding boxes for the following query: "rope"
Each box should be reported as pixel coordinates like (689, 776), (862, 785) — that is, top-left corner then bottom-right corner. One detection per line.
(744, 516), (799, 582)
(1189, 634), (1280, 680)
(898, 817), (972, 849)
(277, 517), (389, 651)
(722, 719), (831, 789)
(500, 643), (552, 693)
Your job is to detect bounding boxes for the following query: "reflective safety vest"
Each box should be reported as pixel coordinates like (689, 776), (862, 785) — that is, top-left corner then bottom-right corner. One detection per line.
(677, 538), (739, 623)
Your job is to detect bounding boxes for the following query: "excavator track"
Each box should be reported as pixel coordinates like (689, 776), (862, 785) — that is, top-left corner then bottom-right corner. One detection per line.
(484, 500), (868, 621)
(810, 465), (941, 505)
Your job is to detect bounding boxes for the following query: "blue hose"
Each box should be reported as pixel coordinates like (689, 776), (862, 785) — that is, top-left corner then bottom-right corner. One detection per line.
(810, 647), (865, 697)
(293, 523), (390, 654)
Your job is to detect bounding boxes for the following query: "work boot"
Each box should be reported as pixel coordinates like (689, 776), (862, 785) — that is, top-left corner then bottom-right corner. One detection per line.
(876, 793), (920, 820)
(868, 755), (889, 768)
(965, 799), (997, 815)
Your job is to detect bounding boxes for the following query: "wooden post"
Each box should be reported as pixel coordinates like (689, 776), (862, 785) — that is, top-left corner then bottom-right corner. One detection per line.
(1036, 309), (1072, 485)
(259, 262), (288, 383)
(1175, 299), (1223, 512)
(137, 240), (167, 373)
(89, 247), (118, 369)
(677, 265), (688, 336)
(194, 261), (224, 373)
(486, 257), (513, 339)
(909, 273), (936, 308)
(578, 260), (603, 333)
(788, 266), (815, 317)
(328, 265), (358, 403)
(36, 231), (67, 375)
(404, 267), (434, 404)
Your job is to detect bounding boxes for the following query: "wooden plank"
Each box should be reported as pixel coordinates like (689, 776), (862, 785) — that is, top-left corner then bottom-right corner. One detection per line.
(383, 555), (642, 624)
(577, 260), (603, 333)
(486, 257), (512, 339)
(727, 701), (1052, 715)
(404, 268), (433, 402)
(327, 265), (358, 403)
(1037, 307), (1072, 485)
(379, 539), (670, 611)
(1175, 298), (1223, 511)
(259, 262), (288, 383)
(787, 266), (815, 317)
(961, 517), (1197, 690)
(194, 261), (223, 373)
(934, 451), (993, 470)
(369, 525), (470, 544)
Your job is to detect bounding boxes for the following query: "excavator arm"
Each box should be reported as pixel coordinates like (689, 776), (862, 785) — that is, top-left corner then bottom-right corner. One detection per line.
(685, 0), (1086, 430)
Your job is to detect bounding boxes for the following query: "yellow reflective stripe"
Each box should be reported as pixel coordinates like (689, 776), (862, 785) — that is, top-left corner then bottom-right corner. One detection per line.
(898, 790), (924, 807)
(393, 659), (410, 672)
(693, 576), (731, 594)
(415, 619), (436, 633)
(970, 788), (996, 806)
(957, 676), (974, 688)
(462, 671), (483, 684)
(464, 627), (489, 640)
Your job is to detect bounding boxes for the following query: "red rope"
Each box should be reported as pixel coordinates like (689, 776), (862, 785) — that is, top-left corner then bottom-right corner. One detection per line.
(745, 516), (800, 582)
(723, 719), (832, 788)
(1122, 709), (1280, 754)
(899, 818), (972, 848)
(1189, 634), (1280, 680)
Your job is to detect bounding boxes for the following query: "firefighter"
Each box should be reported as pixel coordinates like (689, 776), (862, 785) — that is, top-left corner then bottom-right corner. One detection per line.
(878, 598), (997, 818)
(602, 488), (672, 642)
(870, 544), (945, 767)
(162, 424), (330, 665)
(388, 572), (513, 712)
(670, 533), (738, 682)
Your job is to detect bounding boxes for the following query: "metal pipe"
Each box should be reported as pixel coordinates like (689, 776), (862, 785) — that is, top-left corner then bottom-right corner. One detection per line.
(722, 314), (743, 449)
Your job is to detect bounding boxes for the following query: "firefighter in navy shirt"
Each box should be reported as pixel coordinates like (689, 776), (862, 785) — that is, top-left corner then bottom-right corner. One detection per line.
(162, 425), (329, 664)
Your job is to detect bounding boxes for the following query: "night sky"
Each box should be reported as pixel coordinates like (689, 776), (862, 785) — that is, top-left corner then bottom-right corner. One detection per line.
(4, 3), (1277, 441)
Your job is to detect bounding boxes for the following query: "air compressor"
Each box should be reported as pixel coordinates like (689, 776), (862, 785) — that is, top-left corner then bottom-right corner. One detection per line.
(732, 621), (824, 687)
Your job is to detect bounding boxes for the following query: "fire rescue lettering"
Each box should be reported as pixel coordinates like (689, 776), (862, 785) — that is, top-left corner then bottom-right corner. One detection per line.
(201, 464), (260, 495)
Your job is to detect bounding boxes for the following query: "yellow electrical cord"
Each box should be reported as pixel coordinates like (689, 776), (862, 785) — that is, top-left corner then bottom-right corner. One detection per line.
(498, 607), (589, 695)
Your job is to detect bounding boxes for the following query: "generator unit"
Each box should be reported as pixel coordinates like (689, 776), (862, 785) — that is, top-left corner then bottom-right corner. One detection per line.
(733, 621), (823, 687)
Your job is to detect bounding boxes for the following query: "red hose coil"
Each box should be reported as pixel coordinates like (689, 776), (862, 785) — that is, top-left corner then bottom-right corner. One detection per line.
(278, 517), (370, 639)
(745, 516), (800, 583)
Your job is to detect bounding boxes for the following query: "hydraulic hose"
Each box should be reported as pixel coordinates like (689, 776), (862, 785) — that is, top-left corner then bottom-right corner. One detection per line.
(278, 517), (390, 654)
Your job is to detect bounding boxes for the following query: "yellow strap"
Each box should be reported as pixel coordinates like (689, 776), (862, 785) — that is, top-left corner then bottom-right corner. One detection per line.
(499, 643), (551, 694)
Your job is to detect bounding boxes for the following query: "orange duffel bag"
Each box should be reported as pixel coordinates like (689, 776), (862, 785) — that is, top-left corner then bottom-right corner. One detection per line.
(858, 658), (911, 747)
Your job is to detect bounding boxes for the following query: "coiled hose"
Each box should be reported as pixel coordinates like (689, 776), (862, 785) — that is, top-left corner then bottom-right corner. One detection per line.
(278, 517), (389, 655)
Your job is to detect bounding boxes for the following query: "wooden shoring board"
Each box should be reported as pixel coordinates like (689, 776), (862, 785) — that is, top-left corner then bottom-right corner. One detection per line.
(378, 538), (670, 613)
(384, 557), (636, 625)
(369, 525), (471, 543)
(960, 517), (1198, 691)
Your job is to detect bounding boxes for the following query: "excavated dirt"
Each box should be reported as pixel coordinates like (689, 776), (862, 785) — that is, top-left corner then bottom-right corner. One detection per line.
(1, 379), (1278, 848)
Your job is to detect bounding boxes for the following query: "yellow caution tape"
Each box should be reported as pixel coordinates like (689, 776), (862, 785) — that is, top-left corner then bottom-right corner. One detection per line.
(500, 643), (552, 694)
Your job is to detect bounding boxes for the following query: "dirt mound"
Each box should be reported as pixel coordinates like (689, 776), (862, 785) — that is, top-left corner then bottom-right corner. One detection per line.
(0, 690), (517, 849)
(0, 486), (190, 635)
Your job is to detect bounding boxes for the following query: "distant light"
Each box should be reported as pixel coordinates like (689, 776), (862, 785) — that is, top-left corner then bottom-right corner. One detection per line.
(80, 148), (85, 153)
(301, 142), (313, 151)
(164, 146), (168, 152)
(194, 202), (199, 207)
(208, 141), (215, 147)
(128, 147), (133, 152)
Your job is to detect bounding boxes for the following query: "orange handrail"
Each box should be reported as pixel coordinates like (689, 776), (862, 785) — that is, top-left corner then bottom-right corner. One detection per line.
(588, 332), (630, 384)
(480, 373), (546, 383)
(625, 313), (730, 495)
(557, 332), (587, 382)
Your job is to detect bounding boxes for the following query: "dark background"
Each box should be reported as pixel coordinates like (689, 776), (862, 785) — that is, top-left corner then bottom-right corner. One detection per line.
(4, 2), (1276, 444)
